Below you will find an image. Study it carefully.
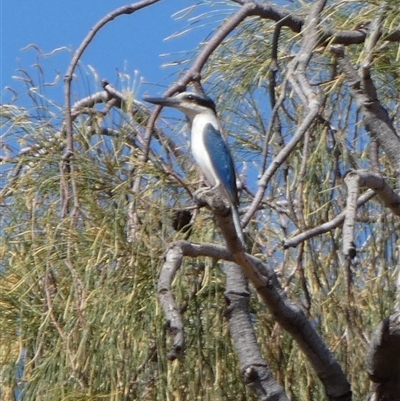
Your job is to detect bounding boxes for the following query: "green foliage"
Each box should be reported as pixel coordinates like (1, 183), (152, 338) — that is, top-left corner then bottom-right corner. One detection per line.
(0, 64), (252, 399)
(1, 1), (400, 400)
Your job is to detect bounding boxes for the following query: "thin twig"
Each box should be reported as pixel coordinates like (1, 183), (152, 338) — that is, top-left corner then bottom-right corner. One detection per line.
(283, 190), (375, 249)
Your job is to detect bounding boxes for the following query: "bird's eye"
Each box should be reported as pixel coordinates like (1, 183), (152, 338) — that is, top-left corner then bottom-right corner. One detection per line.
(186, 95), (194, 101)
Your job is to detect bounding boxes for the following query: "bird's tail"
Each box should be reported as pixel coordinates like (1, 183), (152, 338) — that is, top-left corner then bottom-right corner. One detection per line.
(231, 205), (245, 249)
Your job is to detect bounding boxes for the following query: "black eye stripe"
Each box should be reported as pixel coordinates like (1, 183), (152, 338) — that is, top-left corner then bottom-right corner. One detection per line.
(183, 94), (216, 112)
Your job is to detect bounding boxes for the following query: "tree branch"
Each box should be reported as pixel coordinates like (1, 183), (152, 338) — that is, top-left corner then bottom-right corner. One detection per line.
(232, 0), (400, 46)
(283, 190), (375, 249)
(224, 261), (289, 401)
(64, 0), (162, 147)
(243, 0), (327, 227)
(343, 171), (360, 259)
(192, 191), (351, 401)
(355, 169), (400, 216)
(331, 45), (400, 185)
(366, 311), (400, 401)
(158, 243), (185, 360)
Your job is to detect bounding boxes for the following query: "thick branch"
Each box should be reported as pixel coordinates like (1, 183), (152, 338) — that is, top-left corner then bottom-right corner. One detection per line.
(355, 169), (400, 216)
(331, 46), (400, 184)
(224, 261), (289, 401)
(232, 0), (400, 46)
(194, 191), (351, 401)
(366, 311), (400, 401)
(159, 234), (351, 400)
(158, 243), (185, 360)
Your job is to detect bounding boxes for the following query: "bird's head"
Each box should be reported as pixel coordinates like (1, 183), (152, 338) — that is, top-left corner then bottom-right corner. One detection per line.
(143, 91), (216, 120)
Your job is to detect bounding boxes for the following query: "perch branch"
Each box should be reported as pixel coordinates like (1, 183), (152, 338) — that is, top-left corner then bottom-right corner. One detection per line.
(193, 190), (352, 401)
(159, 232), (351, 401)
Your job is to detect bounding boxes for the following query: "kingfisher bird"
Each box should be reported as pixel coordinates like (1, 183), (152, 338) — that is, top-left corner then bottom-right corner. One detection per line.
(144, 91), (245, 247)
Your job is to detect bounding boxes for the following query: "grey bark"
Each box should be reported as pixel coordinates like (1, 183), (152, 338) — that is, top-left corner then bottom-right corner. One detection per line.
(366, 312), (400, 401)
(225, 261), (289, 401)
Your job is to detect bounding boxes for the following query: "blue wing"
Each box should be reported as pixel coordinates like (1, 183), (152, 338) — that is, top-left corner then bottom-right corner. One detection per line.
(203, 123), (239, 206)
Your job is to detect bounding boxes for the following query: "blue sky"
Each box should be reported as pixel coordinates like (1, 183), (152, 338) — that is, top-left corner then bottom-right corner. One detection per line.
(1, 1), (233, 103)
(2, 0), (265, 192)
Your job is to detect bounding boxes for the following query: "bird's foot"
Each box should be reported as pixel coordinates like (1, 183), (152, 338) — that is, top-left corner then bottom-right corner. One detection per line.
(193, 187), (230, 214)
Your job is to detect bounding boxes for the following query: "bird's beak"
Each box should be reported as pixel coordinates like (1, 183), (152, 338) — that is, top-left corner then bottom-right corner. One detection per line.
(143, 96), (180, 107)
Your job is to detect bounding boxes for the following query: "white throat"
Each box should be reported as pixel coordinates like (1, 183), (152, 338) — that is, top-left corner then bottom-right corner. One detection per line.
(190, 110), (220, 133)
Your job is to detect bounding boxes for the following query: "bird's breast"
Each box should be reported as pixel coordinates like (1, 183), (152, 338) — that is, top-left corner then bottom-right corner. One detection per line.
(190, 114), (220, 187)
